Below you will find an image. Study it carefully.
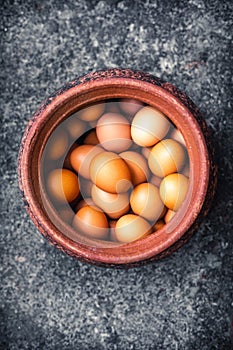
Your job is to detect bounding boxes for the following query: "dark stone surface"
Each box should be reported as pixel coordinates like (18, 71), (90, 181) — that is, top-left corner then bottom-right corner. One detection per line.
(0, 0), (232, 349)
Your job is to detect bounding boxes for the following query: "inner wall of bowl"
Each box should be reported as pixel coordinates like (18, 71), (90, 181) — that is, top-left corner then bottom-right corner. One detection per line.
(40, 98), (189, 248)
(29, 80), (208, 262)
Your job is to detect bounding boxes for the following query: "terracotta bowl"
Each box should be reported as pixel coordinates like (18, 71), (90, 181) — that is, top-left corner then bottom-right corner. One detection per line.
(18, 68), (217, 268)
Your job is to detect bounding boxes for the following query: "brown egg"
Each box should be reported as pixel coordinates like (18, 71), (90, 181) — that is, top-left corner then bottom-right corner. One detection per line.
(131, 106), (170, 147)
(148, 139), (186, 178)
(96, 113), (132, 153)
(159, 173), (189, 211)
(130, 183), (165, 222)
(119, 99), (144, 117)
(170, 127), (186, 146)
(119, 151), (150, 185)
(65, 115), (87, 140)
(70, 144), (104, 179)
(90, 152), (132, 193)
(46, 128), (69, 160)
(78, 103), (105, 122)
(72, 205), (108, 240)
(115, 214), (151, 243)
(83, 129), (99, 145)
(164, 209), (176, 223)
(91, 184), (130, 219)
(47, 169), (80, 203)
(152, 219), (165, 231)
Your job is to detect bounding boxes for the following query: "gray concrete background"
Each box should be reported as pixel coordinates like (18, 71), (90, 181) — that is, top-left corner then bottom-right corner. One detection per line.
(1, 0), (233, 349)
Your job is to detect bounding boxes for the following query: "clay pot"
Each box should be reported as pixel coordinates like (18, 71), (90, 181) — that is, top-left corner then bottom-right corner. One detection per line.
(18, 68), (217, 268)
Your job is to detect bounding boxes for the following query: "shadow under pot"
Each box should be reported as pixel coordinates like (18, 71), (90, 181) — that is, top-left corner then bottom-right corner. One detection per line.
(18, 68), (217, 268)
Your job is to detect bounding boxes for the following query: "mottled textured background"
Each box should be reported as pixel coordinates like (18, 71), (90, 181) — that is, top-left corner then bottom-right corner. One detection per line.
(1, 0), (233, 349)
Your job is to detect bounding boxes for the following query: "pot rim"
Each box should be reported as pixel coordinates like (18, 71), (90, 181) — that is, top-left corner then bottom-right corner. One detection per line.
(18, 68), (210, 266)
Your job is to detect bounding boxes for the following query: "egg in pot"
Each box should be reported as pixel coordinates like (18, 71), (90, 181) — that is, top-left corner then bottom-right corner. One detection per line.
(159, 173), (189, 211)
(90, 151), (132, 194)
(96, 113), (132, 153)
(42, 98), (191, 245)
(119, 151), (149, 185)
(91, 184), (130, 219)
(131, 106), (170, 147)
(130, 183), (165, 222)
(148, 139), (186, 178)
(78, 103), (105, 122)
(65, 115), (87, 140)
(72, 205), (109, 240)
(115, 214), (151, 243)
(70, 144), (104, 179)
(46, 128), (69, 160)
(47, 169), (80, 203)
